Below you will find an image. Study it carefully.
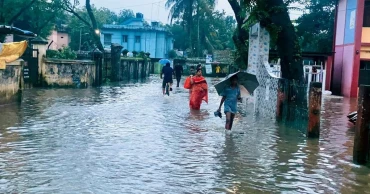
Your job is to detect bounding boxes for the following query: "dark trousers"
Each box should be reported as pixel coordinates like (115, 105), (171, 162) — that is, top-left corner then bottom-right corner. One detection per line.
(176, 76), (181, 87)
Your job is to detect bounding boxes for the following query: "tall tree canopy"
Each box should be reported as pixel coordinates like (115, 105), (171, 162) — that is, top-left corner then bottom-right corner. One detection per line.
(166, 0), (234, 57)
(295, 0), (337, 53)
(229, 0), (304, 81)
(0, 0), (60, 42)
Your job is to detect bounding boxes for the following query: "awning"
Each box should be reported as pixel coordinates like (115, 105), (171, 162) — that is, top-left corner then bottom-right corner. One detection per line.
(0, 25), (37, 38)
(0, 41), (28, 69)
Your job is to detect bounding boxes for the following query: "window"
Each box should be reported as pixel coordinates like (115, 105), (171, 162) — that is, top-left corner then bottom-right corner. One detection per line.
(122, 35), (128, 43)
(104, 34), (112, 45)
(135, 36), (141, 43)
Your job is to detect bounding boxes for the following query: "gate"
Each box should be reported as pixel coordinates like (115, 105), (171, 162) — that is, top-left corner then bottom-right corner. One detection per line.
(21, 48), (39, 87)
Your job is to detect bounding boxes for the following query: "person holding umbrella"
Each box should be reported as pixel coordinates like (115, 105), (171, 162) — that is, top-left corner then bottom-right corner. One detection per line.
(214, 71), (259, 130)
(217, 75), (242, 130)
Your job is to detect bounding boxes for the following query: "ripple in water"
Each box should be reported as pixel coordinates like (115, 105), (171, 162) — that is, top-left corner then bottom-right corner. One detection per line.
(0, 76), (369, 193)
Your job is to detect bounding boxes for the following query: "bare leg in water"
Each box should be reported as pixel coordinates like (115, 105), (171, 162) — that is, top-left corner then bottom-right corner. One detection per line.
(225, 112), (236, 130)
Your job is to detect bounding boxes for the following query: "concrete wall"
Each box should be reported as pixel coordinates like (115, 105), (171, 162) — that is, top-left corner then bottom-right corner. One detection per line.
(112, 58), (150, 81)
(0, 60), (22, 105)
(42, 59), (96, 88)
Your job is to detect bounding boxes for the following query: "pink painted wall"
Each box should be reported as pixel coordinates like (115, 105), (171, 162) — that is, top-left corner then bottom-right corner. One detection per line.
(47, 31), (70, 50)
(332, 46), (344, 94)
(335, 0), (347, 45)
(341, 45), (355, 97)
(56, 32), (70, 49)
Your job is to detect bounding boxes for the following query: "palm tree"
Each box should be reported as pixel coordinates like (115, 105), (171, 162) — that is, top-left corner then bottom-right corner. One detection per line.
(166, 0), (216, 57)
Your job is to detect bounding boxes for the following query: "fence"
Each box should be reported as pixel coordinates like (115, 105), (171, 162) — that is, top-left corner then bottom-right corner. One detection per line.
(267, 61), (326, 92)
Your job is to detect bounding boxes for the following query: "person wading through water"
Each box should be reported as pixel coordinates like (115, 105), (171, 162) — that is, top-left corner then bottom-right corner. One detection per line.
(217, 75), (242, 130)
(174, 63), (183, 87)
(160, 62), (173, 95)
(189, 68), (208, 110)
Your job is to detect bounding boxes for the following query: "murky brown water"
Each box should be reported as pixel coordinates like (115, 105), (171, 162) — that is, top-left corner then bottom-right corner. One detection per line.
(0, 75), (369, 193)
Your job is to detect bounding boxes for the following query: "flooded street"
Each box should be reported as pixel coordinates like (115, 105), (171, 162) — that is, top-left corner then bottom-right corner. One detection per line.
(0, 75), (369, 193)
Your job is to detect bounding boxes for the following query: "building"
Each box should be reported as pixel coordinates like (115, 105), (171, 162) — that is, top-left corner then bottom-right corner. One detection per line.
(100, 13), (174, 59)
(47, 26), (70, 50)
(332, 0), (370, 97)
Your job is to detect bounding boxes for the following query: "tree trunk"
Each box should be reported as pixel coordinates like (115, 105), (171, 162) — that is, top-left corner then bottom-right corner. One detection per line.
(232, 23), (249, 69)
(86, 0), (104, 52)
(228, 0), (249, 69)
(262, 0), (303, 81)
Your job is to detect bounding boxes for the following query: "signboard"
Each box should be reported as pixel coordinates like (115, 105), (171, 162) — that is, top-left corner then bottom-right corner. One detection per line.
(206, 55), (213, 63)
(205, 64), (212, 74)
(23, 62), (30, 81)
(350, 10), (356, 29)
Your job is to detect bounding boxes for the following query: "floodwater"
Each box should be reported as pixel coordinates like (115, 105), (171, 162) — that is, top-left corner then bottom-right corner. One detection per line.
(0, 75), (369, 193)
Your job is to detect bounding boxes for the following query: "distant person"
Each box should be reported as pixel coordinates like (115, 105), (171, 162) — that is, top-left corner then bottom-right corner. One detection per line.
(160, 62), (173, 95)
(190, 66), (195, 76)
(215, 64), (221, 77)
(217, 75), (241, 130)
(189, 68), (208, 110)
(174, 63), (183, 87)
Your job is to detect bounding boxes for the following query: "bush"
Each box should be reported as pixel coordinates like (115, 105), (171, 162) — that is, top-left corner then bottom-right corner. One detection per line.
(122, 49), (129, 56)
(138, 51), (146, 58)
(132, 51), (138, 57)
(168, 50), (177, 59)
(46, 47), (77, 60)
(145, 52), (150, 57)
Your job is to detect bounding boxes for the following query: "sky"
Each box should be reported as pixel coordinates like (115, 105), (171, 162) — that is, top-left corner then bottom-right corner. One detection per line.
(90, 0), (303, 24)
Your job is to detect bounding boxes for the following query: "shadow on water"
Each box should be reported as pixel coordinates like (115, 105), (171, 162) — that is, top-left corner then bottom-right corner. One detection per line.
(0, 76), (370, 193)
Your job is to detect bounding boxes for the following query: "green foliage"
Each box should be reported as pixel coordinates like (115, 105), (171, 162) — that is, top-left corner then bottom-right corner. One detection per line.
(0, 0), (64, 41)
(295, 0), (336, 52)
(46, 47), (77, 59)
(132, 51), (138, 57)
(167, 2), (236, 57)
(168, 50), (177, 59)
(122, 49), (129, 56)
(145, 52), (151, 57)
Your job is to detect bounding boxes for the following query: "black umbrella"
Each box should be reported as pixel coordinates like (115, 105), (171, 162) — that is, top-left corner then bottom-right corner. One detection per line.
(214, 71), (259, 96)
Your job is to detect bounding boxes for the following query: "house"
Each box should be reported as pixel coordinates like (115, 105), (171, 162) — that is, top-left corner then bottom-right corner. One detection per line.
(332, 0), (370, 97)
(47, 25), (70, 50)
(100, 13), (174, 58)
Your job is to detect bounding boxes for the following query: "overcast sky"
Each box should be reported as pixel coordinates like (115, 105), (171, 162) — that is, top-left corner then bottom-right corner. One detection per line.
(90, 0), (303, 24)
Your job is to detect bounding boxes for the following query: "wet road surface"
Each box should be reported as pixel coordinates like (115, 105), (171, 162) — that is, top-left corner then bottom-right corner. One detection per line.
(0, 75), (369, 193)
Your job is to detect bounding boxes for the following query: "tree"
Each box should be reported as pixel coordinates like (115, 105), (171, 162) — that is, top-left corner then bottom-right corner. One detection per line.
(0, 0), (38, 42)
(13, 0), (65, 40)
(117, 9), (135, 24)
(166, 0), (217, 57)
(295, 0), (336, 53)
(60, 0), (104, 52)
(0, 0), (37, 25)
(167, 1), (235, 57)
(228, 0), (304, 81)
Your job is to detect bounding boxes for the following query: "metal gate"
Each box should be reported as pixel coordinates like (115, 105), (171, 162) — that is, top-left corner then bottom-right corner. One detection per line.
(21, 48), (39, 86)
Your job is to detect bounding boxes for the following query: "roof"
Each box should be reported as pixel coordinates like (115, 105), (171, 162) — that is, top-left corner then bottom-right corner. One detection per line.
(0, 25), (37, 38)
(121, 18), (144, 25)
(102, 24), (172, 35)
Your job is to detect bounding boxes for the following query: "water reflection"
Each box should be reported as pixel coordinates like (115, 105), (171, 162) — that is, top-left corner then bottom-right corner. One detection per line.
(0, 76), (369, 193)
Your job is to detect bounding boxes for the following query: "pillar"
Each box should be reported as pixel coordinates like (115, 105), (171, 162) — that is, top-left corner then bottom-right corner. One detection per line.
(110, 43), (123, 82)
(30, 37), (48, 85)
(353, 85), (370, 164)
(307, 82), (322, 138)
